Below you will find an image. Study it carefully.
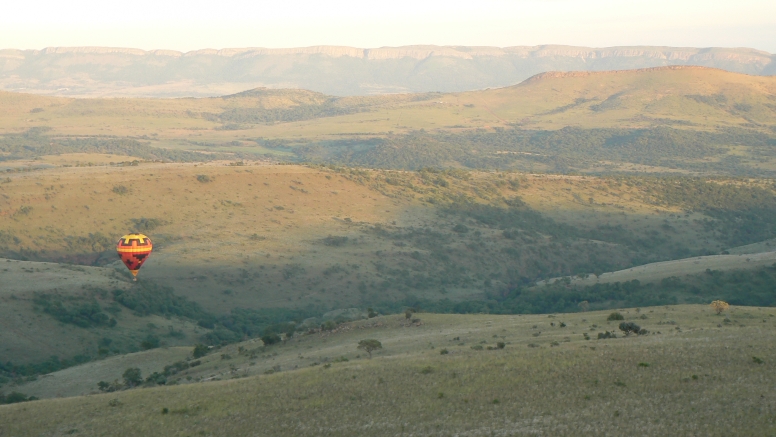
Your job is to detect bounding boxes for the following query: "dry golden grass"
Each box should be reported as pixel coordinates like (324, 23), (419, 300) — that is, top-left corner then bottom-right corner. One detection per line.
(1, 67), (774, 145)
(2, 305), (775, 436)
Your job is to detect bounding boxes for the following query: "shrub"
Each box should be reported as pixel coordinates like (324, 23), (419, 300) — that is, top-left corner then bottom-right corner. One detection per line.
(452, 224), (469, 233)
(196, 174), (211, 183)
(320, 320), (337, 331)
(619, 322), (648, 336)
(261, 333), (281, 346)
(145, 372), (167, 385)
(597, 331), (617, 339)
(440, 349), (449, 355)
(112, 185), (129, 195)
(322, 235), (348, 246)
(97, 381), (120, 392)
(496, 342), (506, 349)
(0, 392), (37, 404)
(130, 217), (166, 231)
(607, 312), (625, 321)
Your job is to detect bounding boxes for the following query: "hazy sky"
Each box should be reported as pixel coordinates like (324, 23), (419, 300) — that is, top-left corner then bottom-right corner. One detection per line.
(2, 0), (775, 52)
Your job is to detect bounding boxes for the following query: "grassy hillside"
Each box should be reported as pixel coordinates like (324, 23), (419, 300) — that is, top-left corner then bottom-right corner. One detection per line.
(2, 66), (776, 378)
(3, 161), (776, 368)
(2, 306), (775, 436)
(2, 67), (776, 175)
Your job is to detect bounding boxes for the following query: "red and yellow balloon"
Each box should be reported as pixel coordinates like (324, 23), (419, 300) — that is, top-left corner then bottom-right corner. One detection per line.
(117, 233), (153, 281)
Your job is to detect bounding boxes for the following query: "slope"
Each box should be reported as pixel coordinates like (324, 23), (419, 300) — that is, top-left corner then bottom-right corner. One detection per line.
(2, 306), (775, 436)
(3, 161), (776, 366)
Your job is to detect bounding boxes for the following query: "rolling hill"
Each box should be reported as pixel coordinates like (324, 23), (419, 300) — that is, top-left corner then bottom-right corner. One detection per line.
(3, 159), (776, 368)
(2, 66), (776, 391)
(2, 51), (776, 436)
(1, 66), (775, 177)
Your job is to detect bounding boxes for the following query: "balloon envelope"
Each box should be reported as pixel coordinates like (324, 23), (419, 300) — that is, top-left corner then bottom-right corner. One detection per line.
(117, 233), (153, 279)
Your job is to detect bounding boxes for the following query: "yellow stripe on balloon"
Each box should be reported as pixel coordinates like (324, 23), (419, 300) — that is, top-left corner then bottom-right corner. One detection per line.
(117, 247), (154, 253)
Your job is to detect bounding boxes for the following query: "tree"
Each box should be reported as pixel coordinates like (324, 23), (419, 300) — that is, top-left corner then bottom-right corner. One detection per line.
(710, 300), (730, 315)
(357, 339), (382, 358)
(140, 334), (160, 350)
(122, 368), (142, 388)
(192, 343), (209, 358)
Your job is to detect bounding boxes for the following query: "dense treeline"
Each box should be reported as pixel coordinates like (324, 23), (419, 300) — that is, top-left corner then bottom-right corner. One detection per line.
(0, 354), (91, 379)
(374, 264), (776, 316)
(112, 282), (209, 321)
(31, 281), (314, 346)
(33, 294), (116, 328)
(219, 101), (365, 125)
(216, 89), (437, 126)
(296, 127), (776, 176)
(0, 128), (248, 162)
(632, 177), (776, 211)
(624, 177), (776, 247)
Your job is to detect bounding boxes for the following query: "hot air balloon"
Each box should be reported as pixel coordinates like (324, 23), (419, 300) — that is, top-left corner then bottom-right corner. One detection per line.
(117, 233), (153, 281)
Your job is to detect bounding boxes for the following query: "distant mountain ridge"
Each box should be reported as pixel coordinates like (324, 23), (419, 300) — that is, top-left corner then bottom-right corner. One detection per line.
(1, 45), (774, 97)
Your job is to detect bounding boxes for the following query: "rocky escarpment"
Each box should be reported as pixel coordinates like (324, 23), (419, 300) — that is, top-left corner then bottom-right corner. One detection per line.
(523, 65), (724, 82)
(0, 45), (773, 97)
